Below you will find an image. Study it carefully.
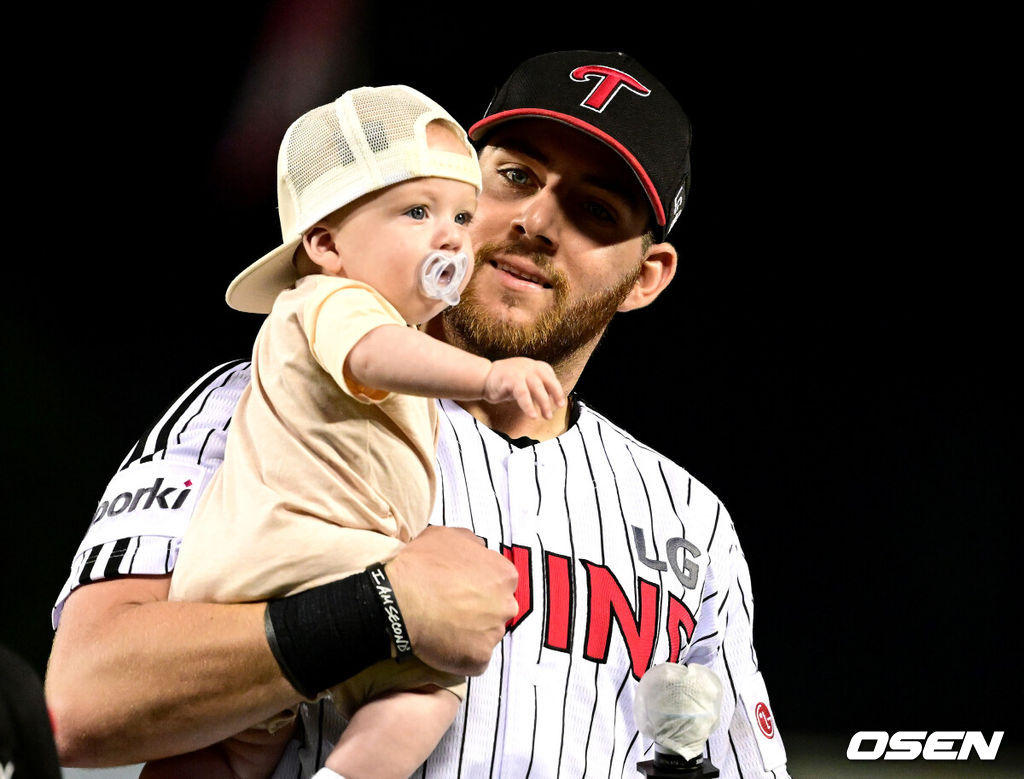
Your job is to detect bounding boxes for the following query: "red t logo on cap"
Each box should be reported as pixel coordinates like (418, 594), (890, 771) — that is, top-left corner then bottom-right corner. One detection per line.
(570, 66), (650, 113)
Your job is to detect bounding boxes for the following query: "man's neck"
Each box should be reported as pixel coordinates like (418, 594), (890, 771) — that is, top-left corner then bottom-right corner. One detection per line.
(458, 342), (590, 442)
(455, 397), (574, 443)
(424, 313), (599, 442)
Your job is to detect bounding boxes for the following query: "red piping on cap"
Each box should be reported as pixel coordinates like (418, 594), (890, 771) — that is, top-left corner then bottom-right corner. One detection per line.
(468, 108), (666, 227)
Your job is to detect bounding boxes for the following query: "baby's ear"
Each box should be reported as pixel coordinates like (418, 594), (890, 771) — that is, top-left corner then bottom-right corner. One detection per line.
(302, 224), (344, 275)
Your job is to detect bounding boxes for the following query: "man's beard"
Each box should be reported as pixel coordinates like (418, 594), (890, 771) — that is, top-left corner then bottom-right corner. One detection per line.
(442, 241), (643, 366)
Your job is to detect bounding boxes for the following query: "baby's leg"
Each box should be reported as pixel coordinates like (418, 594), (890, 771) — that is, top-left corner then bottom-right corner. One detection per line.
(140, 746), (236, 779)
(140, 721), (295, 779)
(323, 684), (460, 779)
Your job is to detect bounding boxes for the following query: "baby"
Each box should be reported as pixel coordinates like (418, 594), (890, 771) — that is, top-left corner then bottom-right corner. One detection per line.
(142, 85), (564, 779)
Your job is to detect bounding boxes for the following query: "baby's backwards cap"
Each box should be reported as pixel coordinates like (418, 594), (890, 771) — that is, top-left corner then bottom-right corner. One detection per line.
(226, 85), (482, 314)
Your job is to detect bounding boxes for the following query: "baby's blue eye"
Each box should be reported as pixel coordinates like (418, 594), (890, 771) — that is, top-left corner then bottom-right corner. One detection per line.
(455, 211), (473, 225)
(406, 206), (427, 219)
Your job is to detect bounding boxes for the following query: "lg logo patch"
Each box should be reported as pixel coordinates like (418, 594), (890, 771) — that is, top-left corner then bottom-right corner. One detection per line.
(755, 702), (775, 739)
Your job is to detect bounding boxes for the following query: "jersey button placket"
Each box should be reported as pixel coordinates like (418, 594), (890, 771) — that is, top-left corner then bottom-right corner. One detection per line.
(502, 446), (542, 776)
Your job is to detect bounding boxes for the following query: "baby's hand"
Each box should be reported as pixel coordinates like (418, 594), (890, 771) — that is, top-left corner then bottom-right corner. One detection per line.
(483, 358), (566, 419)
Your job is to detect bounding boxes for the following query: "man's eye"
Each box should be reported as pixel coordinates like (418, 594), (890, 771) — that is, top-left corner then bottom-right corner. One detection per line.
(499, 168), (531, 186)
(406, 206), (427, 219)
(584, 202), (614, 223)
(455, 211), (474, 225)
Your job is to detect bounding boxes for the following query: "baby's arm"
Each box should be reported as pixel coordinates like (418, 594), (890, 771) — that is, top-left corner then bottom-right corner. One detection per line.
(345, 324), (566, 419)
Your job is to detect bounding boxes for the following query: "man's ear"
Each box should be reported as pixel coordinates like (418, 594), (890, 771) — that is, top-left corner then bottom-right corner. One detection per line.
(618, 242), (678, 312)
(302, 224), (344, 275)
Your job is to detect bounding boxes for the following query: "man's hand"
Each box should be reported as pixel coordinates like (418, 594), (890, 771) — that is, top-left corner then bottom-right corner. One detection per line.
(386, 526), (518, 676)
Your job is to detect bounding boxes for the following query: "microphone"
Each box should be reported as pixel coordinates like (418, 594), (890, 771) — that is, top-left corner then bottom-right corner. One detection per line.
(635, 662), (723, 778)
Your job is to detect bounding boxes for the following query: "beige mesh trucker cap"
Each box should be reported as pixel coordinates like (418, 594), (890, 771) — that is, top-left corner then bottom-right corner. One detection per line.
(225, 85), (483, 314)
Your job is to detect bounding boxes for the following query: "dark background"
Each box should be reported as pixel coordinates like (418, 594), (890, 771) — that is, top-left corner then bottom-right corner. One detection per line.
(3, 0), (1018, 770)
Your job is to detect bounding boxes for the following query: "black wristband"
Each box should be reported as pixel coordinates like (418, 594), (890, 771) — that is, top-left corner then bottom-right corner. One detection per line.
(364, 562), (414, 661)
(264, 571), (391, 700)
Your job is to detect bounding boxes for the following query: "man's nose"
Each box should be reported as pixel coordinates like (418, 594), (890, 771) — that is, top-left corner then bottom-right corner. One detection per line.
(510, 188), (559, 251)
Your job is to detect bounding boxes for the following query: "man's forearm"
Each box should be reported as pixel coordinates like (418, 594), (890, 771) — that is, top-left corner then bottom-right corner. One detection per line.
(46, 576), (301, 767)
(46, 526), (518, 767)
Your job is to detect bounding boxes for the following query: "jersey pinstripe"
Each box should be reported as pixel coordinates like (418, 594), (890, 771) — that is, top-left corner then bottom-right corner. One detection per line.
(53, 362), (788, 778)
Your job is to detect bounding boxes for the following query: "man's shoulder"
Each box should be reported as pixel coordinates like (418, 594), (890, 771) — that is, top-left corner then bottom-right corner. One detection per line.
(574, 399), (731, 518)
(118, 359), (253, 469)
(171, 358), (253, 395)
(51, 359), (256, 629)
(575, 399), (696, 475)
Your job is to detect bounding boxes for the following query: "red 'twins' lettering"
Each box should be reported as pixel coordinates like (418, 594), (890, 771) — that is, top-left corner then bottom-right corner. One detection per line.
(500, 548), (699, 676)
(501, 544), (533, 630)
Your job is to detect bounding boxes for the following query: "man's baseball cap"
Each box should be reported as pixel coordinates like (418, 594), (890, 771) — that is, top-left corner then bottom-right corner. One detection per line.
(226, 84), (482, 314)
(468, 50), (692, 242)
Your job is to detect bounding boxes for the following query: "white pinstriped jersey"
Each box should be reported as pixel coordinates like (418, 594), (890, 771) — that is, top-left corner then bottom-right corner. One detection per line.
(54, 361), (789, 778)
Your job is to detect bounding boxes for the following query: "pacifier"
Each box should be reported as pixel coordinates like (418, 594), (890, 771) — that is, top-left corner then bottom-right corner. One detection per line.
(418, 251), (469, 306)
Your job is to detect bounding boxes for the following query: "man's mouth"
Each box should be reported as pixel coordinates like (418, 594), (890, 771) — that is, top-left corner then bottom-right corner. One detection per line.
(491, 261), (553, 289)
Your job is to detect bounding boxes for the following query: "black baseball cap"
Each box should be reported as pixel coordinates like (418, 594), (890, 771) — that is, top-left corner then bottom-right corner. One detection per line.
(469, 50), (693, 241)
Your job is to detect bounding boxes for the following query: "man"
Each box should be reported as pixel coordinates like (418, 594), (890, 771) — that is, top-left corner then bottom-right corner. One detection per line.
(47, 51), (788, 777)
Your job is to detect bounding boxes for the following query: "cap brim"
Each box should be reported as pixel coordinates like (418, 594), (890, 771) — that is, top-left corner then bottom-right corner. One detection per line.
(224, 237), (302, 314)
(468, 109), (666, 229)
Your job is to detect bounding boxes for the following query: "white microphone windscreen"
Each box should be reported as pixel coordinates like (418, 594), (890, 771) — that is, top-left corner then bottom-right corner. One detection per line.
(635, 663), (723, 760)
